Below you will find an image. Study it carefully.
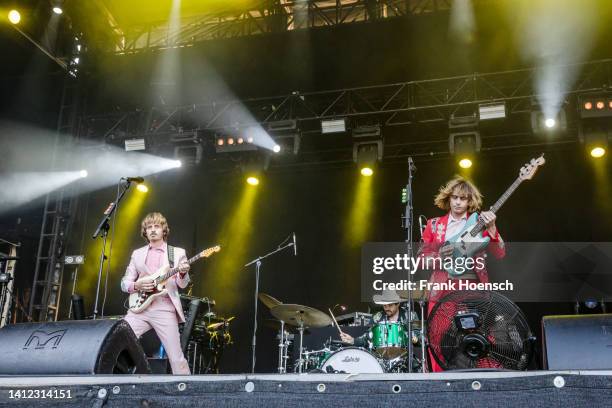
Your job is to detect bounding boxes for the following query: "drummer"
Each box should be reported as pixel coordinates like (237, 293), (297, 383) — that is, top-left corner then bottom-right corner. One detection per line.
(339, 290), (410, 347)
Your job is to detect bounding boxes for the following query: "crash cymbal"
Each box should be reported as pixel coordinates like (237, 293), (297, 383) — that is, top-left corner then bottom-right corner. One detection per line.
(206, 316), (235, 330)
(270, 304), (332, 328)
(258, 293), (282, 309)
(396, 289), (429, 301)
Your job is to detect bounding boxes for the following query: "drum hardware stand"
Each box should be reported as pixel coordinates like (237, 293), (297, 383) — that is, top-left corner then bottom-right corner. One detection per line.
(418, 298), (428, 372)
(244, 235), (296, 374)
(296, 319), (306, 373)
(402, 157), (417, 372)
(91, 179), (133, 320)
(277, 320), (291, 374)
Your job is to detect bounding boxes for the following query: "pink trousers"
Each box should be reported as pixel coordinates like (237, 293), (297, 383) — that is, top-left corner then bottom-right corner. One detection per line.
(123, 296), (190, 375)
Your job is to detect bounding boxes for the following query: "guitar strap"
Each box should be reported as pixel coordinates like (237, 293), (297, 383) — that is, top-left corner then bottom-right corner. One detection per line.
(167, 245), (175, 268)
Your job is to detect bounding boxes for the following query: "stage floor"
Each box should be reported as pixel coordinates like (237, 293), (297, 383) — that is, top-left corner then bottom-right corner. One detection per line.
(1, 370), (612, 407)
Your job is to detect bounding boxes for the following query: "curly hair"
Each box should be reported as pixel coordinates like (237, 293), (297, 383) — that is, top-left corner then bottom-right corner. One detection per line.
(433, 176), (483, 213)
(141, 212), (170, 242)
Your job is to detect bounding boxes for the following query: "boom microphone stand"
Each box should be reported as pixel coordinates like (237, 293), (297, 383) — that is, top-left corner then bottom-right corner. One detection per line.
(244, 235), (296, 374)
(91, 179), (133, 320)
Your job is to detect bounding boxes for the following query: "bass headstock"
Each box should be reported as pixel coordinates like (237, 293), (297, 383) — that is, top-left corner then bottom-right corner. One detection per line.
(519, 154), (546, 181)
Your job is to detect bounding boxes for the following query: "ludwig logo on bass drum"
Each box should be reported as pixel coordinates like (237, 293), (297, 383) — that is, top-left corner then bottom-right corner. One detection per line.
(341, 356), (360, 363)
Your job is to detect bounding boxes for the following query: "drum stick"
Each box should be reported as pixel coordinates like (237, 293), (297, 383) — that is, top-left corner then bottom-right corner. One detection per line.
(328, 308), (343, 335)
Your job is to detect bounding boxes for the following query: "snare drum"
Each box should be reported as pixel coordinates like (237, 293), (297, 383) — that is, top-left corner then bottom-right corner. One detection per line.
(370, 322), (408, 359)
(320, 347), (385, 374)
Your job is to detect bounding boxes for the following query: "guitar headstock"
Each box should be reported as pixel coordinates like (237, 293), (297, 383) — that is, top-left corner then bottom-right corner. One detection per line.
(199, 245), (221, 258)
(519, 154), (545, 181)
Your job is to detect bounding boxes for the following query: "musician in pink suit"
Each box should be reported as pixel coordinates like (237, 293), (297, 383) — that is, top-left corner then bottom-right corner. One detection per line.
(419, 176), (505, 372)
(121, 212), (191, 375)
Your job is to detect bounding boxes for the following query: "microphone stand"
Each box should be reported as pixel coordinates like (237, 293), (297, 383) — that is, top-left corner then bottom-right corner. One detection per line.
(244, 238), (296, 374)
(91, 180), (133, 320)
(404, 157), (416, 372)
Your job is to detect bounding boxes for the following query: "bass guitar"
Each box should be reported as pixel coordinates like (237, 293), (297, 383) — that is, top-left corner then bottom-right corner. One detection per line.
(444, 154), (545, 276)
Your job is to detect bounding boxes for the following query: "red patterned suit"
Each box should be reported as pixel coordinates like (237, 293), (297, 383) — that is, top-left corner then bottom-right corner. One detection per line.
(420, 212), (505, 372)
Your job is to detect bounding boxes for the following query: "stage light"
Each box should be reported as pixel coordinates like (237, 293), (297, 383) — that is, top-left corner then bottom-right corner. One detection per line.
(360, 167), (374, 177)
(246, 176), (259, 186)
(79, 170), (88, 178)
(8, 10), (20, 24)
(52, 7), (63, 15)
(584, 102), (593, 110)
(321, 118), (347, 134)
(596, 101), (605, 110)
(448, 120), (480, 169)
(237, 137), (244, 144)
(172, 160), (182, 168)
(217, 138), (224, 146)
(228, 137), (235, 145)
(544, 118), (556, 128)
(459, 158), (473, 169)
(124, 138), (145, 151)
(273, 144), (281, 153)
(478, 102), (506, 120)
(73, 57), (79, 64)
(531, 108), (567, 134)
(247, 137), (254, 143)
(590, 147), (606, 158)
(136, 184), (149, 193)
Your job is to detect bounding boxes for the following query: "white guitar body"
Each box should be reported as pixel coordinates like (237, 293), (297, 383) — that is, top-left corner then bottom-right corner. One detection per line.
(128, 266), (172, 314)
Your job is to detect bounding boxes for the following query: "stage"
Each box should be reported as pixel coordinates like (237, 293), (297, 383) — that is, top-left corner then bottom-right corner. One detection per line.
(1, 371), (611, 407)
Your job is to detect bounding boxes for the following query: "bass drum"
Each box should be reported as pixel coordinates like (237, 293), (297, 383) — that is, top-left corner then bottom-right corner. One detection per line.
(320, 347), (385, 374)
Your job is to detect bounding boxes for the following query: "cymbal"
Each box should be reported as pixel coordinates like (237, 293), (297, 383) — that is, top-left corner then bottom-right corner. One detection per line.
(270, 304), (332, 328)
(258, 293), (282, 309)
(396, 289), (429, 301)
(206, 316), (235, 330)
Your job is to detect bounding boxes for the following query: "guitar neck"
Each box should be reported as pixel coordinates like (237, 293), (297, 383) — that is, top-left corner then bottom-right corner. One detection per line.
(472, 176), (523, 235)
(159, 253), (203, 282)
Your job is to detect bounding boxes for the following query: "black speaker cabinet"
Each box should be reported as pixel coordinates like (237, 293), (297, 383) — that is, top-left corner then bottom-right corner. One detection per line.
(0, 319), (150, 374)
(542, 314), (612, 370)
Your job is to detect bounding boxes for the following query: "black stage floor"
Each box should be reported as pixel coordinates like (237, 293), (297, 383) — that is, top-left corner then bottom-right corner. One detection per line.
(1, 371), (611, 407)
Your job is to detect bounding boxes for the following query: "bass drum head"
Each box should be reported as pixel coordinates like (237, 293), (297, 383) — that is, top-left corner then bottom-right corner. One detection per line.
(320, 347), (384, 374)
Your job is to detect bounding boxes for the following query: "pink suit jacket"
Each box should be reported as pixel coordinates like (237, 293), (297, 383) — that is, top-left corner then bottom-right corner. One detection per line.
(121, 244), (190, 323)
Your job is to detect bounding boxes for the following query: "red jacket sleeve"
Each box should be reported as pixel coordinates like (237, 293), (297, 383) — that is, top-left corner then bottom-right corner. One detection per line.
(483, 229), (505, 259)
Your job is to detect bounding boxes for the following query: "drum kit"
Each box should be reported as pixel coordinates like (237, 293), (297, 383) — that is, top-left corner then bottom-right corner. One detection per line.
(260, 291), (428, 374)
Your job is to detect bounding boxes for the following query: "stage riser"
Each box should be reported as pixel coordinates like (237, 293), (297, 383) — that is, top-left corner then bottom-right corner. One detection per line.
(1, 375), (611, 407)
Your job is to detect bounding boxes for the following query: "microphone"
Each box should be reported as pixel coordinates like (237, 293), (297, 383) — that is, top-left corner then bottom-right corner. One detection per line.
(122, 176), (144, 183)
(292, 232), (297, 256)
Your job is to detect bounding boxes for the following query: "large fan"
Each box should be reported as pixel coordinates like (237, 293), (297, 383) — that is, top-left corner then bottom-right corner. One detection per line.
(427, 290), (534, 370)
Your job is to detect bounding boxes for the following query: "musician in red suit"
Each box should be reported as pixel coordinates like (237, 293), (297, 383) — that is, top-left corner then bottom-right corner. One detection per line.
(121, 212), (191, 374)
(420, 176), (505, 372)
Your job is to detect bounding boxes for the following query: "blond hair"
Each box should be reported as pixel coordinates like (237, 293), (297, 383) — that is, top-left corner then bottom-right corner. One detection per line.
(433, 176), (483, 213)
(141, 212), (170, 242)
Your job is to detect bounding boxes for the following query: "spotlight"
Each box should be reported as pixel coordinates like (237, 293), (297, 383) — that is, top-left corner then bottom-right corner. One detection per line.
(246, 176), (259, 186)
(79, 170), (88, 178)
(52, 7), (63, 15)
(137, 184), (149, 193)
(247, 137), (254, 144)
(584, 102), (593, 110)
(228, 137), (235, 145)
(217, 138), (224, 146)
(172, 160), (182, 168)
(591, 147), (606, 158)
(544, 118), (556, 128)
(8, 10), (20, 24)
(458, 158), (473, 168)
(214, 134), (257, 153)
(449, 125), (480, 169)
(478, 102), (506, 120)
(237, 137), (244, 144)
(124, 138), (146, 151)
(596, 101), (605, 110)
(321, 118), (347, 134)
(360, 167), (374, 177)
(531, 109), (567, 134)
(273, 144), (281, 153)
(64, 255), (85, 265)
(578, 94), (612, 119)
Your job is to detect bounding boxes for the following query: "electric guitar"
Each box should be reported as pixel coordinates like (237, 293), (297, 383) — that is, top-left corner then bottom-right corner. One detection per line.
(128, 245), (221, 313)
(444, 154), (545, 276)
